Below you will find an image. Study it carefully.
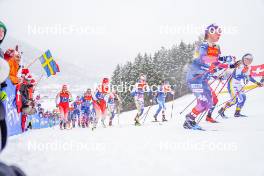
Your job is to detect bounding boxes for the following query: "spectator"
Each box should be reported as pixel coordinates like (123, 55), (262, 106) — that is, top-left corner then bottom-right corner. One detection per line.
(7, 51), (21, 85)
(20, 74), (36, 115)
(0, 37), (26, 175)
(0, 21), (7, 57)
(0, 21), (8, 89)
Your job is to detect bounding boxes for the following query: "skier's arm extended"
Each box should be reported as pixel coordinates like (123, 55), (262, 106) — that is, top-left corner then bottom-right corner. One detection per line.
(248, 76), (263, 86)
(68, 92), (73, 102)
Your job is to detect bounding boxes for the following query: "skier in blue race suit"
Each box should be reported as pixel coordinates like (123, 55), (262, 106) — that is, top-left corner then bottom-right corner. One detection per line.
(184, 23), (236, 130)
(131, 74), (151, 126)
(153, 80), (174, 122)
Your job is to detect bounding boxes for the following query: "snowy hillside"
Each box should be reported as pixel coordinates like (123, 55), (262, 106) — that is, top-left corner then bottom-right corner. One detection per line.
(1, 88), (264, 176)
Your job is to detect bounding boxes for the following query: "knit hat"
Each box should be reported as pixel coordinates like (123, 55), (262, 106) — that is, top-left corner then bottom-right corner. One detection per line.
(0, 21), (7, 45)
(205, 23), (221, 36)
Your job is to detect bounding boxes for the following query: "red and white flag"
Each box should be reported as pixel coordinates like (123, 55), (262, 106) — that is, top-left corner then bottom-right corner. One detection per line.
(250, 64), (264, 77)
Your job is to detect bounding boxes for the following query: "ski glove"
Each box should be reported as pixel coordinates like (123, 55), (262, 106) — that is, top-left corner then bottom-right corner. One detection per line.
(209, 64), (219, 74)
(256, 82), (263, 87)
(219, 56), (235, 63)
(0, 91), (7, 102)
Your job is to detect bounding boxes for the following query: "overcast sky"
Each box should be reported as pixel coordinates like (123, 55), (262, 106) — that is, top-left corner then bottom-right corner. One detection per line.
(1, 0), (264, 78)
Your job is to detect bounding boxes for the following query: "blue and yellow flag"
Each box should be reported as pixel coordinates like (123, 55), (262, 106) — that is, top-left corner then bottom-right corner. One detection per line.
(39, 50), (60, 77)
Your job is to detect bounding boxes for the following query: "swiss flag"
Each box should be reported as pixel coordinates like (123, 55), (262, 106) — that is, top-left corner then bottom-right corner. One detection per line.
(250, 64), (264, 77)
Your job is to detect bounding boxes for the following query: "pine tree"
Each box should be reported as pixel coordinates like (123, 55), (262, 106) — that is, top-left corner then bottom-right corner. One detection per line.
(111, 39), (200, 112)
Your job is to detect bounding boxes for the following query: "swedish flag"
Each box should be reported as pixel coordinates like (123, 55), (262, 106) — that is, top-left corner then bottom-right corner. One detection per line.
(39, 50), (60, 77)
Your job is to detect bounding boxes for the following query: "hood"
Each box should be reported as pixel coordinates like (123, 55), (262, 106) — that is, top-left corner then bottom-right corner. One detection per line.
(0, 21), (7, 45)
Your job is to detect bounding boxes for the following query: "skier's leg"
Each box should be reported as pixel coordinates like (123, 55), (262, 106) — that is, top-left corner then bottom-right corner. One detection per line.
(235, 92), (247, 117)
(184, 81), (211, 129)
(154, 100), (162, 121)
(219, 80), (237, 117)
(161, 101), (167, 121)
(134, 99), (143, 125)
(206, 90), (218, 122)
(58, 105), (65, 129)
(93, 102), (102, 129)
(100, 101), (107, 127)
(63, 106), (70, 129)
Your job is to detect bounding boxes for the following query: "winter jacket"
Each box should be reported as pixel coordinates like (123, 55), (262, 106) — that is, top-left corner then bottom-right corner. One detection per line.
(8, 58), (20, 85)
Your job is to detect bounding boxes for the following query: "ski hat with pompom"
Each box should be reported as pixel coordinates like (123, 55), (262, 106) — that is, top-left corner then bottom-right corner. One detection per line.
(0, 21), (7, 45)
(205, 23), (221, 35)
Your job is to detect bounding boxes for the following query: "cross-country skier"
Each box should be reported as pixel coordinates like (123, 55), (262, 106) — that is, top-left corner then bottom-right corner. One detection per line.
(107, 90), (122, 126)
(81, 89), (95, 128)
(72, 96), (82, 127)
(92, 78), (110, 130)
(153, 80), (174, 122)
(218, 53), (263, 118)
(184, 23), (236, 130)
(131, 74), (151, 126)
(55, 84), (73, 130)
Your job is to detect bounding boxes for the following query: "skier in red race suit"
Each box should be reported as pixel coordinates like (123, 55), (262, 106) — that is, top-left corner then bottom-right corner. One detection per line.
(55, 85), (73, 129)
(92, 78), (110, 130)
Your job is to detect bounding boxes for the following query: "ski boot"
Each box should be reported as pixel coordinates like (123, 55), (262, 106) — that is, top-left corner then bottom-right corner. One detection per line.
(109, 119), (113, 126)
(134, 115), (141, 126)
(153, 114), (158, 122)
(63, 122), (66, 129)
(206, 116), (218, 123)
(218, 107), (228, 119)
(101, 119), (106, 128)
(183, 113), (203, 130)
(205, 112), (218, 123)
(234, 109), (247, 117)
(59, 121), (63, 130)
(162, 114), (168, 122)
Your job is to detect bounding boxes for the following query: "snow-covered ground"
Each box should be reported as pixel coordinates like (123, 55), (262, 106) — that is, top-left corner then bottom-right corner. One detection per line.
(1, 88), (264, 176)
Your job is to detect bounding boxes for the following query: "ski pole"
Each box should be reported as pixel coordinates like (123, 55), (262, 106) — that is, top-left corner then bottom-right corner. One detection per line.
(213, 79), (222, 93)
(179, 69), (228, 115)
(216, 84), (247, 108)
(179, 98), (196, 115)
(197, 110), (207, 124)
(196, 79), (225, 123)
(244, 85), (262, 94)
(142, 106), (152, 124)
(190, 70), (209, 81)
(215, 71), (234, 97)
(170, 94), (175, 119)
